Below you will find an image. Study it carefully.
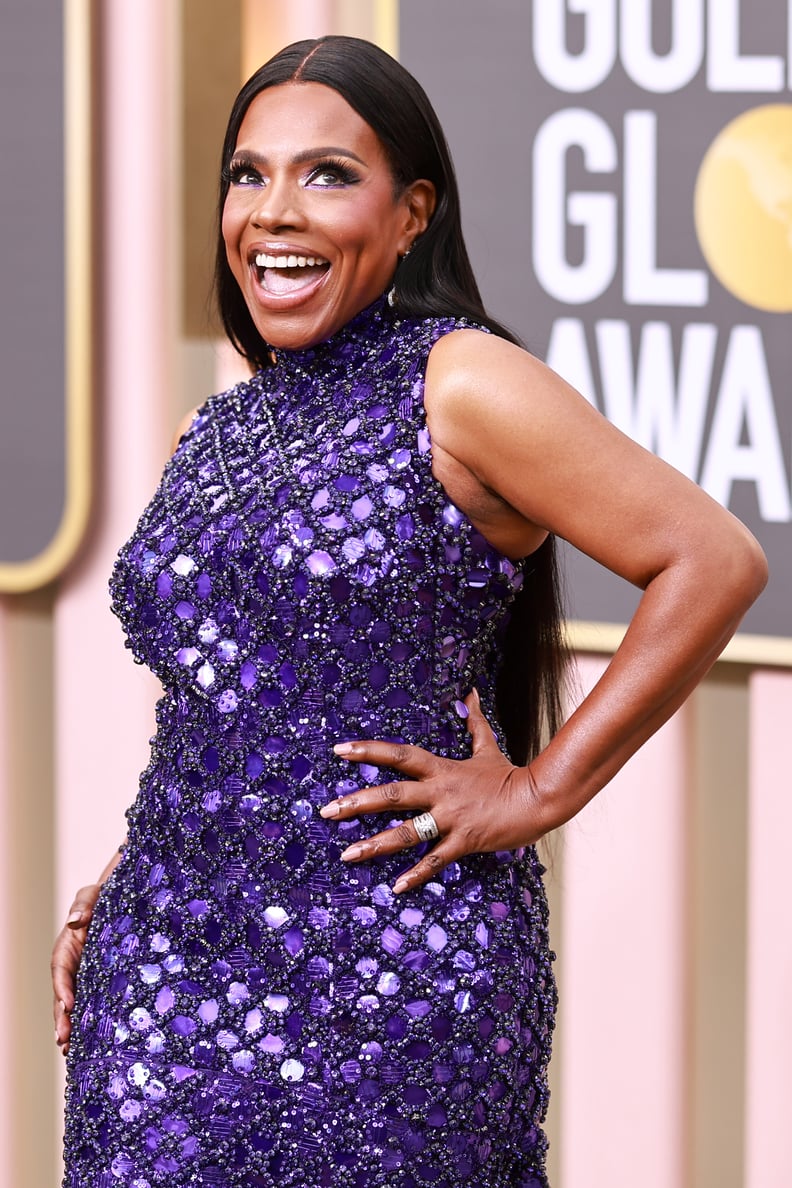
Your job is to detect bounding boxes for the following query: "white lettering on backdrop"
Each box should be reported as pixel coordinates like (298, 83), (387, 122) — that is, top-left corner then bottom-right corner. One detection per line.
(531, 1), (792, 526)
(533, 0), (790, 94)
(546, 321), (791, 520)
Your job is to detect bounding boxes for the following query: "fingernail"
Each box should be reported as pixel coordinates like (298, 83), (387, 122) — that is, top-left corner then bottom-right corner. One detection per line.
(393, 878), (408, 894)
(473, 687), (481, 705)
(60, 1000), (68, 1013)
(66, 911), (82, 925)
(333, 742), (354, 756)
(341, 846), (362, 862)
(319, 802), (339, 819)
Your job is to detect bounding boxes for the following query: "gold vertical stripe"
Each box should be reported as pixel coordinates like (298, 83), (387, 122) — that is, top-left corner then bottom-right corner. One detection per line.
(240, 0), (278, 84)
(374, 0), (398, 55)
(2, 593), (56, 1179)
(181, 0), (242, 338)
(0, 0), (95, 593)
(63, 0), (96, 575)
(688, 672), (749, 1186)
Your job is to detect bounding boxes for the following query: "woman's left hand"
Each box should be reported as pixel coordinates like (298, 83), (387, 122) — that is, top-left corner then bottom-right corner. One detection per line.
(52, 882), (103, 1056)
(319, 689), (547, 894)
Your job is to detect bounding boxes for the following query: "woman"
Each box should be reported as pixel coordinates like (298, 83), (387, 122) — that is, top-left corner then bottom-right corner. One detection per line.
(52, 36), (766, 1188)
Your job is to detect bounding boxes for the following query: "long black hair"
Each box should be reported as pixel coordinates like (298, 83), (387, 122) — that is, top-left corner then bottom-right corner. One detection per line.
(214, 35), (568, 765)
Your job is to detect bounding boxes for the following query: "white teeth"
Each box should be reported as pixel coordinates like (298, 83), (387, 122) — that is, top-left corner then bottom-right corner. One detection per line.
(254, 253), (326, 268)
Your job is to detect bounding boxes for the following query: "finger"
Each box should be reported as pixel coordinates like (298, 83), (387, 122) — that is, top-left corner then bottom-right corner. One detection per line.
(464, 687), (499, 754)
(339, 816), (430, 863)
(392, 841), (457, 894)
(332, 739), (438, 777)
(52, 974), (73, 1046)
(66, 909), (91, 929)
(54, 1004), (72, 1049)
(51, 928), (85, 1009)
(51, 950), (77, 1015)
(65, 884), (101, 929)
(319, 779), (422, 820)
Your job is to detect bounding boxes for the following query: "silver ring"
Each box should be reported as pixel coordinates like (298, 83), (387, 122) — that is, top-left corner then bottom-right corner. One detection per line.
(412, 811), (440, 843)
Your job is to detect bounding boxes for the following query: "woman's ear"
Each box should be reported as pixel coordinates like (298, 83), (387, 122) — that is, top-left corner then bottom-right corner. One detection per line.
(401, 179), (436, 250)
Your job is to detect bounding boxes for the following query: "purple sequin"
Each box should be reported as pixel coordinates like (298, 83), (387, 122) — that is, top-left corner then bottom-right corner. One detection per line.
(63, 297), (556, 1187)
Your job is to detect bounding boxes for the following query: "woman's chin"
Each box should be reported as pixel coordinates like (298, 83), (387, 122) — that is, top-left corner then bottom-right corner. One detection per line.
(246, 271), (341, 350)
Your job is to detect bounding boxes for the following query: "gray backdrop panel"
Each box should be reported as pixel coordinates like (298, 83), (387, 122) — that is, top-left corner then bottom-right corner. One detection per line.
(0, 0), (65, 564)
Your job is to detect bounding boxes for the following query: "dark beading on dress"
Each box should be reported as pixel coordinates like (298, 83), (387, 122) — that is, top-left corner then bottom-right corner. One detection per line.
(62, 297), (556, 1187)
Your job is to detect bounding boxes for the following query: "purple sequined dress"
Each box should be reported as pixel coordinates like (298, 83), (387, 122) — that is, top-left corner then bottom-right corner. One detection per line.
(63, 297), (556, 1187)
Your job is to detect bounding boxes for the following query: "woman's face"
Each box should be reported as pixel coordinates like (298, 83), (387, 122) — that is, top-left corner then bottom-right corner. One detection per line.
(222, 82), (433, 351)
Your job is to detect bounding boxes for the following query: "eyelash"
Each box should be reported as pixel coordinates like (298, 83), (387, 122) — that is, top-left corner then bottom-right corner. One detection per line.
(224, 158), (261, 186)
(224, 156), (360, 188)
(307, 158), (361, 187)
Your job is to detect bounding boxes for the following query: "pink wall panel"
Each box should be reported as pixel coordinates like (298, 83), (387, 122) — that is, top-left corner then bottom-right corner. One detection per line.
(53, 1), (175, 918)
(558, 655), (690, 1188)
(745, 670), (792, 1188)
(52, 9), (179, 1171)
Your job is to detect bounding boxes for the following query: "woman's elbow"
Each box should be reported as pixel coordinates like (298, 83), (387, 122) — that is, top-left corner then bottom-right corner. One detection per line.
(722, 523), (769, 614)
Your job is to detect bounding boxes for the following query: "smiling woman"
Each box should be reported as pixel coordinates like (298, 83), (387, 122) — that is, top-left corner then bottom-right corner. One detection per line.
(220, 82), (434, 350)
(53, 34), (766, 1188)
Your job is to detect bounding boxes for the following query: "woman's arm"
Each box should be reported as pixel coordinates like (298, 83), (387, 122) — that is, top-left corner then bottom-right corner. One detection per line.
(52, 842), (126, 1056)
(320, 329), (767, 890)
(424, 328), (766, 819)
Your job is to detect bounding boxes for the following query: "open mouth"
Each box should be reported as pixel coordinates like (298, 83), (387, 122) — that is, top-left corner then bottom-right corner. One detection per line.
(253, 252), (330, 297)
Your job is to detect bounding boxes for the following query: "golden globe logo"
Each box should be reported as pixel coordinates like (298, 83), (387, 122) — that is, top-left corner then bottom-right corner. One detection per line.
(695, 104), (792, 313)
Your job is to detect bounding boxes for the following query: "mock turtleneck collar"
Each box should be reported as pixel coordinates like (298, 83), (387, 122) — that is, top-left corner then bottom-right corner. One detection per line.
(267, 293), (396, 375)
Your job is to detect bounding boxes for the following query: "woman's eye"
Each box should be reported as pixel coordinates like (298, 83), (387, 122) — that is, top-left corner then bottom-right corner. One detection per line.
(307, 163), (358, 188)
(229, 164), (264, 186)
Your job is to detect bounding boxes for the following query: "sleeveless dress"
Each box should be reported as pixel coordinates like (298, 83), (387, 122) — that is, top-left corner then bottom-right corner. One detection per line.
(62, 297), (556, 1188)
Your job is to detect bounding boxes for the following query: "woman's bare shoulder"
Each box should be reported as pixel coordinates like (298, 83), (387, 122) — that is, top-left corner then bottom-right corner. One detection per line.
(424, 327), (565, 426)
(426, 325), (548, 380)
(424, 325), (583, 468)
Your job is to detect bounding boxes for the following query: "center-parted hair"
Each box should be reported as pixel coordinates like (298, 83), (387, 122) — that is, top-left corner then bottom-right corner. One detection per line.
(215, 35), (568, 766)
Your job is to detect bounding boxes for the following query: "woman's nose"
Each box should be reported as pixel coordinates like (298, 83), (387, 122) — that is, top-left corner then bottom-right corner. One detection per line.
(251, 179), (307, 232)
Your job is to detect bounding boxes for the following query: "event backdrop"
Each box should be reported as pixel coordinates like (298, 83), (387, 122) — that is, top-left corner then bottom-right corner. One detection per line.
(401, 0), (791, 657)
(0, 5), (789, 1187)
(0, 0), (93, 593)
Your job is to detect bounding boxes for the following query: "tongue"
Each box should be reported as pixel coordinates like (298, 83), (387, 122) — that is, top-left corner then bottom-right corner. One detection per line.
(262, 264), (327, 295)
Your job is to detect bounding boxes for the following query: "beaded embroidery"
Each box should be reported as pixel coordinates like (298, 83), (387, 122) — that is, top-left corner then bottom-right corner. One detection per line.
(63, 297), (556, 1188)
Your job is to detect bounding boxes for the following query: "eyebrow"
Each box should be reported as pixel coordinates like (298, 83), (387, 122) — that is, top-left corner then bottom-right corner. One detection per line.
(229, 146), (368, 167)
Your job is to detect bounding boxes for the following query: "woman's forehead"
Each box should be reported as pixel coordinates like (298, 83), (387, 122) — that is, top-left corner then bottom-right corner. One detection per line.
(234, 82), (383, 159)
